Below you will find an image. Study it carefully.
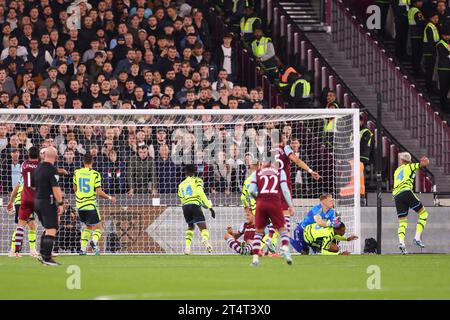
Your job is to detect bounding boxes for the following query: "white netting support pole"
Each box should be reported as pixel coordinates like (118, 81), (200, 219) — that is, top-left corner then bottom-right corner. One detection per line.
(352, 109), (362, 254)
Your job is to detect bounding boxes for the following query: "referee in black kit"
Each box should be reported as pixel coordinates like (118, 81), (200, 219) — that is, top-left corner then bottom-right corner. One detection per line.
(32, 147), (64, 266)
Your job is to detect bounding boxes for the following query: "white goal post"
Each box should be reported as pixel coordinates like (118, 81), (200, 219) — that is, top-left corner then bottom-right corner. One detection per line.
(0, 108), (361, 254)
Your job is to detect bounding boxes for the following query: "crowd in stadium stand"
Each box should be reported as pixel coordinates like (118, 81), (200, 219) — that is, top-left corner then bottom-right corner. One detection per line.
(0, 0), (331, 197)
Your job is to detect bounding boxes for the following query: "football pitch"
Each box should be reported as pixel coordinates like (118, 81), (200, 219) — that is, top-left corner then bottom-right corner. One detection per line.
(1, 254), (449, 300)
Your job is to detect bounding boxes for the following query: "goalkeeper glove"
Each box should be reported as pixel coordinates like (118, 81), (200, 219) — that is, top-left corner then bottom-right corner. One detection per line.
(210, 208), (216, 219)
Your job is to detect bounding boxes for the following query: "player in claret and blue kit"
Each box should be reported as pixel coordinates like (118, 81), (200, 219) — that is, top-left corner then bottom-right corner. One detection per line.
(248, 161), (294, 266)
(267, 135), (321, 249)
(10, 147), (40, 257)
(224, 210), (255, 255)
(290, 193), (336, 254)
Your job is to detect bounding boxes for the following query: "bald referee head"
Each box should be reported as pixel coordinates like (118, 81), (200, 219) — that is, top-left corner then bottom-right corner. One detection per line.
(42, 146), (58, 164)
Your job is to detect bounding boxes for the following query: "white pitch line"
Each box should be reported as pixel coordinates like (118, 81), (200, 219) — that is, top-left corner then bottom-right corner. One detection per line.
(94, 288), (379, 300)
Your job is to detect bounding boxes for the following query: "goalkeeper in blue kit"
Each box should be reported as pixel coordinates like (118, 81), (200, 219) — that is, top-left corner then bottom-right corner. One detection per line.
(290, 193), (336, 254)
(178, 164), (215, 255)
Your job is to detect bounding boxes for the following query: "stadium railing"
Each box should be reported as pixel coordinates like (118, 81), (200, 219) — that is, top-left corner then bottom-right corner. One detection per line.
(257, 0), (436, 192)
(330, 0), (450, 177)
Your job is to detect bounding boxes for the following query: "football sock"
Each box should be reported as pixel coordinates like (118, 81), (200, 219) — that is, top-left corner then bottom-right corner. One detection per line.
(80, 228), (92, 251)
(252, 232), (264, 255)
(272, 231), (279, 246)
(40, 235), (55, 260)
(185, 229), (194, 247)
(398, 219), (407, 245)
(200, 229), (210, 241)
(92, 229), (103, 246)
(226, 238), (242, 254)
(14, 226), (25, 253)
(284, 216), (291, 233)
(28, 229), (36, 251)
(415, 209), (428, 240)
(10, 230), (16, 252)
(280, 230), (289, 247)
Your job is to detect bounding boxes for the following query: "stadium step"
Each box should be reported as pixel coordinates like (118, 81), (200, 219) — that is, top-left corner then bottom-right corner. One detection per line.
(304, 32), (450, 192)
(279, 0), (328, 32)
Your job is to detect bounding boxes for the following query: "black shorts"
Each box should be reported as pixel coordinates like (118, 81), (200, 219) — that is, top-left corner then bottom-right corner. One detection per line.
(14, 204), (34, 224)
(78, 209), (101, 226)
(182, 204), (206, 225)
(394, 190), (423, 218)
(35, 198), (58, 229)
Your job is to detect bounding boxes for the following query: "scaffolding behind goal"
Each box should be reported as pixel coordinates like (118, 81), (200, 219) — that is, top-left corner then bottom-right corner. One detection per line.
(0, 109), (361, 254)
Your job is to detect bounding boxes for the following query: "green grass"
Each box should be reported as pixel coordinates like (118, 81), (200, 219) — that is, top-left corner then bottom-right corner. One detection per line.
(1, 254), (449, 300)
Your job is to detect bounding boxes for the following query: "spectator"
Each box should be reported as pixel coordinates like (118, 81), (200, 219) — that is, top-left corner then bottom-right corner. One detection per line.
(240, 5), (262, 44)
(104, 150), (127, 194)
(127, 144), (158, 196)
(40, 66), (67, 93)
(408, 0), (426, 75)
(360, 113), (374, 166)
(0, 67), (16, 95)
(2, 148), (21, 193)
(156, 144), (179, 193)
(251, 28), (277, 80)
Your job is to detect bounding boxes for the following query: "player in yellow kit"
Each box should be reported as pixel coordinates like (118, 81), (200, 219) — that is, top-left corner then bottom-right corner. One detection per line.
(74, 154), (116, 255)
(178, 164), (215, 255)
(393, 152), (430, 254)
(303, 221), (358, 255)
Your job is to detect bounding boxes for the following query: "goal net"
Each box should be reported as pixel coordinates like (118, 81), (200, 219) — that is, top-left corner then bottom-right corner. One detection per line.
(0, 109), (360, 255)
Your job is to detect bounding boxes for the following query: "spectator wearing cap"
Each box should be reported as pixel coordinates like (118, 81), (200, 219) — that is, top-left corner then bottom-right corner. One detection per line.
(127, 144), (158, 196)
(40, 66), (67, 93)
(214, 33), (238, 83)
(104, 89), (123, 109)
(240, 5), (262, 44)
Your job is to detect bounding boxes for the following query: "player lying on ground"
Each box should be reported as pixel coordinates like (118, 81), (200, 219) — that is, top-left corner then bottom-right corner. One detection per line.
(7, 178), (38, 257)
(271, 135), (321, 247)
(290, 193), (336, 255)
(73, 154), (116, 255)
(248, 161), (294, 266)
(8, 147), (40, 257)
(393, 152), (429, 254)
(241, 161), (278, 255)
(301, 221), (358, 255)
(224, 210), (255, 255)
(178, 164), (215, 254)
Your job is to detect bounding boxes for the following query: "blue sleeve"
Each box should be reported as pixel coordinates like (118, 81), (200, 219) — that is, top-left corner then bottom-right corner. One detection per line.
(300, 204), (320, 228)
(280, 171), (293, 207)
(248, 172), (258, 197)
(284, 145), (294, 157)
